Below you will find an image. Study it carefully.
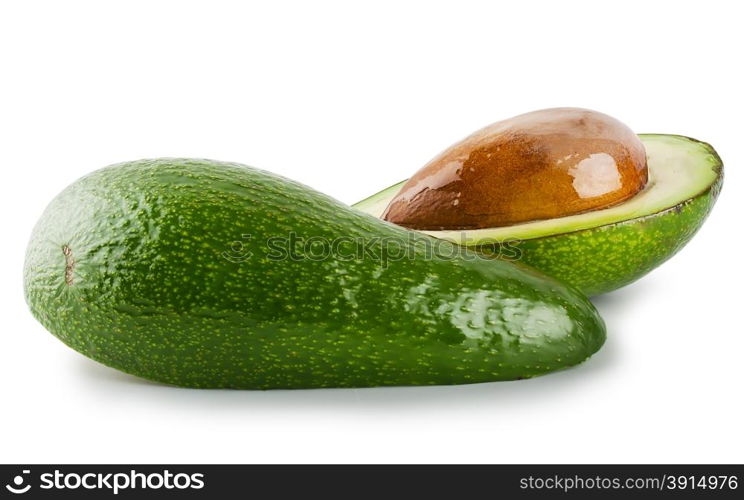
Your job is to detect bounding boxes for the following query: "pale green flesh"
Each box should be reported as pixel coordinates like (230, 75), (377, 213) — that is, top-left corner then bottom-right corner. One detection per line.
(353, 135), (720, 243)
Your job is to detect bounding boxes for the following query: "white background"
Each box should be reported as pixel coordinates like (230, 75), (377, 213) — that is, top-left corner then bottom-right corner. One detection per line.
(1, 1), (742, 464)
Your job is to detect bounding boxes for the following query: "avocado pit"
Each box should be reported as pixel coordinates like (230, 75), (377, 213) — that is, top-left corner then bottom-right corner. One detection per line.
(382, 108), (648, 230)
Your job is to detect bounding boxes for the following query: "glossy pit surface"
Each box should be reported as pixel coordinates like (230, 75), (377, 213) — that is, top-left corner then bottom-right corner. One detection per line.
(383, 108), (648, 230)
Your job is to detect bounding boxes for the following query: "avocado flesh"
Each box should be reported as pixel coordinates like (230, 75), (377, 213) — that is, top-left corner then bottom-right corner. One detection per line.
(24, 159), (605, 389)
(354, 135), (723, 296)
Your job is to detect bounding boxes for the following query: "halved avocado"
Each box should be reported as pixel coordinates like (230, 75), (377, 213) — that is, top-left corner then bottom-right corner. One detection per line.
(353, 134), (723, 296)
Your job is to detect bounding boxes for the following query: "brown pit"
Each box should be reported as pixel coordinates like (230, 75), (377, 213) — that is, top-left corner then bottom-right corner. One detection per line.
(382, 108), (648, 230)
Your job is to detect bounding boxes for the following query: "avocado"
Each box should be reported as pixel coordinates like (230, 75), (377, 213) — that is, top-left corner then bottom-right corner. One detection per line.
(354, 134), (722, 296)
(24, 159), (606, 389)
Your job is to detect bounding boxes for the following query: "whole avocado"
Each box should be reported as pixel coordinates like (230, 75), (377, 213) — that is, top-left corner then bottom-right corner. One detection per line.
(24, 159), (605, 389)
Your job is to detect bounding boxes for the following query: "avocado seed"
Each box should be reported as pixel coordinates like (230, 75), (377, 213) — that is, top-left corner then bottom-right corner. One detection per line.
(382, 108), (648, 230)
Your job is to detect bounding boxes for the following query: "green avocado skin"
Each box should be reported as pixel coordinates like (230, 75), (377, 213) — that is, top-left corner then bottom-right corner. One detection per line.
(491, 185), (720, 296)
(24, 159), (605, 389)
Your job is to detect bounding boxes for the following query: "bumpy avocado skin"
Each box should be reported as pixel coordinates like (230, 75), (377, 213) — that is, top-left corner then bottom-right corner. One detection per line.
(497, 186), (720, 296)
(24, 159), (605, 389)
